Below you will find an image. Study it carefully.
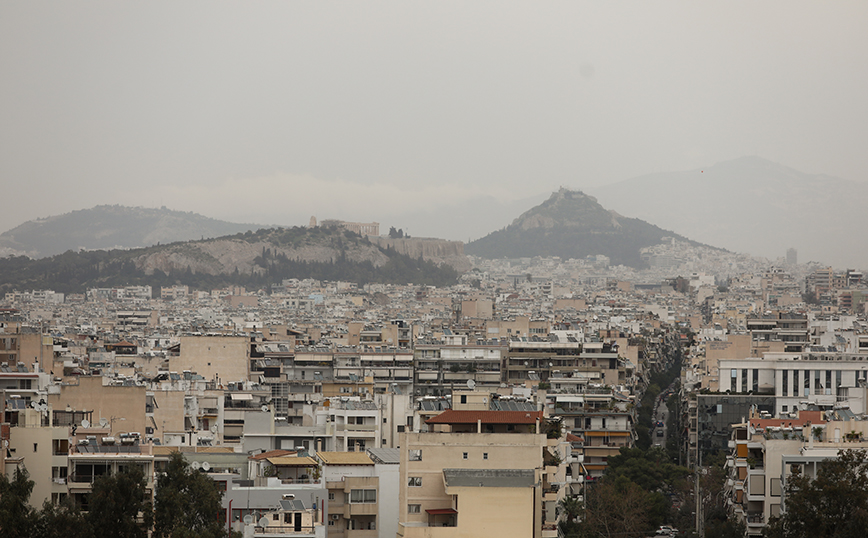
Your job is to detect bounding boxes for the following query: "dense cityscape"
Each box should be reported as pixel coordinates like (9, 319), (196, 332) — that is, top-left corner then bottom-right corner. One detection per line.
(2, 218), (866, 537)
(3, 3), (867, 538)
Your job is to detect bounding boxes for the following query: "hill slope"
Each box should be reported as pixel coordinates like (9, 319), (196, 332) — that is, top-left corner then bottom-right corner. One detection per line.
(0, 205), (264, 258)
(0, 226), (459, 293)
(466, 188), (711, 267)
(590, 156), (868, 267)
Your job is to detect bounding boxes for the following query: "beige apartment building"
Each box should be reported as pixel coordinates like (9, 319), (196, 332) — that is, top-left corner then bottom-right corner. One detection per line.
(398, 409), (555, 538)
(170, 335), (250, 384)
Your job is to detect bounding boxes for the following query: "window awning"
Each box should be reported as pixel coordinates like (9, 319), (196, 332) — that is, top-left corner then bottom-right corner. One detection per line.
(230, 393), (253, 401)
(426, 508), (458, 515)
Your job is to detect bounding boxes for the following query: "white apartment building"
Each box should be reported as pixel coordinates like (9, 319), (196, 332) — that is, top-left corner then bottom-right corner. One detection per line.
(719, 352), (868, 416)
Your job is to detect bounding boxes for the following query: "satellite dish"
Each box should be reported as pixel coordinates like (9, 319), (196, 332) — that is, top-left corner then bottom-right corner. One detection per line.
(466, 379), (476, 390)
(202, 461), (211, 471)
(210, 425), (218, 433)
(191, 461), (201, 470)
(81, 419), (90, 428)
(258, 516), (269, 528)
(243, 515), (254, 524)
(99, 418), (109, 428)
(2, 440), (8, 448)
(261, 405), (269, 413)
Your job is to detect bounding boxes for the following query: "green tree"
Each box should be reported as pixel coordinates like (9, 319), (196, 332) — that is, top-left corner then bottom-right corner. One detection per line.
(764, 449), (868, 538)
(153, 452), (230, 538)
(557, 495), (584, 538)
(34, 498), (90, 538)
(86, 464), (153, 538)
(0, 466), (37, 538)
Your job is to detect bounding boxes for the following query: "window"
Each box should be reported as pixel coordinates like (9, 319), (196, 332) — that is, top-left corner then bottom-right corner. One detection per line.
(329, 492), (335, 500)
(483, 453), (489, 460)
(33, 443), (38, 453)
(408, 504), (421, 514)
(460, 395), (467, 404)
(782, 405), (788, 413)
(349, 489), (376, 503)
(397, 425), (405, 433)
(409, 450), (422, 461)
(408, 477), (422, 487)
(383, 418), (387, 423)
(462, 452), (468, 460)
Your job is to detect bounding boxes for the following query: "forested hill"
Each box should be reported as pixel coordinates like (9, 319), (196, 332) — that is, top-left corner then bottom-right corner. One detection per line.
(466, 188), (714, 268)
(0, 226), (459, 294)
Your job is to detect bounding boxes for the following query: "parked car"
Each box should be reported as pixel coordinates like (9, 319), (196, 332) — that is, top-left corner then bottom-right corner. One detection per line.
(656, 525), (677, 536)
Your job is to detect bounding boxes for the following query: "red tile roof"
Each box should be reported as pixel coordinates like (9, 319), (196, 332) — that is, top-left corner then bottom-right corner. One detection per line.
(749, 410), (825, 429)
(425, 409), (543, 425)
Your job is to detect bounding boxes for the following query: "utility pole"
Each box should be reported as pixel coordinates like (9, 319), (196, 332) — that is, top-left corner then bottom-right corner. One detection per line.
(695, 466), (700, 536)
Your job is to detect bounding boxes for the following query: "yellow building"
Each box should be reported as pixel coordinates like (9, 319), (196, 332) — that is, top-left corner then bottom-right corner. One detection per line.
(398, 410), (552, 538)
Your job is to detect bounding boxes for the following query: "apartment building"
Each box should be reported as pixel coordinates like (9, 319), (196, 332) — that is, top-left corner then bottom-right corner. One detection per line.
(718, 351), (868, 416)
(398, 409), (559, 538)
(413, 334), (506, 396)
(725, 411), (826, 537)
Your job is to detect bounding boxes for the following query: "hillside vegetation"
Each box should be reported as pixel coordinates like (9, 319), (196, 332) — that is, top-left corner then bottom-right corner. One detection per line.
(0, 227), (458, 293)
(466, 188), (710, 267)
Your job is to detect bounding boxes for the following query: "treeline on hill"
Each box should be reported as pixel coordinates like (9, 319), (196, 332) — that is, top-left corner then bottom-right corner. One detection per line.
(0, 227), (458, 294)
(466, 221), (669, 268)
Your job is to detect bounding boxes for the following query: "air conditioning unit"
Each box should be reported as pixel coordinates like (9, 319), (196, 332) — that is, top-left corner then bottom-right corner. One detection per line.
(331, 515), (340, 521)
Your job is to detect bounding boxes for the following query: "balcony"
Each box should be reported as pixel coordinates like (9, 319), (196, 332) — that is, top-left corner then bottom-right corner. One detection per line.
(336, 424), (377, 433)
(746, 513), (764, 527)
(344, 503), (378, 517)
(346, 530), (378, 538)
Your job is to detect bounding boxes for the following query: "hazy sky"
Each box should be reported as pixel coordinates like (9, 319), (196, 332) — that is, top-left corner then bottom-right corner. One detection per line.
(2, 2), (866, 241)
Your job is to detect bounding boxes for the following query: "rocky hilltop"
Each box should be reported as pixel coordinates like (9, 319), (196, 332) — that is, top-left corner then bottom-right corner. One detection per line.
(369, 237), (471, 273)
(0, 227), (459, 293)
(466, 188), (711, 267)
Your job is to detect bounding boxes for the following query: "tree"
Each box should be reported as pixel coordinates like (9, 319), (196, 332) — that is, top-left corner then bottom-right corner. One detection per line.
(34, 498), (90, 538)
(86, 464), (153, 538)
(578, 477), (653, 538)
(557, 495), (584, 538)
(764, 449), (868, 538)
(0, 466), (37, 538)
(388, 227), (404, 239)
(153, 452), (230, 538)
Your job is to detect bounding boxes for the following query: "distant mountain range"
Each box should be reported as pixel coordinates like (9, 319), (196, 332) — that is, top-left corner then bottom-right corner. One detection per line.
(0, 205), (262, 259)
(590, 156), (868, 268)
(465, 188), (713, 267)
(0, 226), (458, 294)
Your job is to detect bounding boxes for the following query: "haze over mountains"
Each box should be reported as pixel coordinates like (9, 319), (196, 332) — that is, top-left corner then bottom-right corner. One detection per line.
(0, 205), (260, 259)
(590, 156), (868, 268)
(1, 157), (864, 270)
